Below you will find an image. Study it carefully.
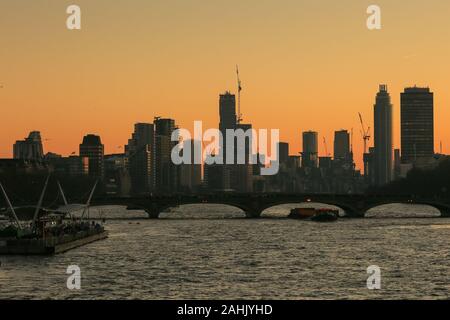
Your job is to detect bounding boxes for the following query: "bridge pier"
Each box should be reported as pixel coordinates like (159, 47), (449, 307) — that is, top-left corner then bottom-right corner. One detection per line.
(244, 209), (262, 219)
(434, 203), (450, 218)
(440, 210), (450, 218)
(343, 210), (366, 219)
(144, 205), (161, 219)
(146, 211), (160, 219)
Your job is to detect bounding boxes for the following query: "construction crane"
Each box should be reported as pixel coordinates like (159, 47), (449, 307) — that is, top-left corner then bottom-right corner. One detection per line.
(350, 128), (354, 154)
(323, 137), (330, 157)
(358, 112), (371, 154)
(236, 65), (243, 124)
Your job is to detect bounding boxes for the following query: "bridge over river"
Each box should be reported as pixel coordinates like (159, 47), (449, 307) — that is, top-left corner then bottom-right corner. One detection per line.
(89, 193), (450, 219)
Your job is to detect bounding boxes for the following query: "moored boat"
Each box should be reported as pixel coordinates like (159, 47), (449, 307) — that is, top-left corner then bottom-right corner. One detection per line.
(288, 208), (316, 219)
(0, 224), (108, 255)
(288, 207), (339, 222)
(0, 178), (108, 255)
(310, 209), (339, 222)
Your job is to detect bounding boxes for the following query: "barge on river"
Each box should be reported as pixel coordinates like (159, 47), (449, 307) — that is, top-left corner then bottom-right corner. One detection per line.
(289, 207), (339, 222)
(0, 228), (108, 255)
(0, 178), (108, 255)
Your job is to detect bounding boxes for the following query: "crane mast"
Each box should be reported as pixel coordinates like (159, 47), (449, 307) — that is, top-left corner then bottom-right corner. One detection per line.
(358, 112), (371, 154)
(236, 65), (242, 124)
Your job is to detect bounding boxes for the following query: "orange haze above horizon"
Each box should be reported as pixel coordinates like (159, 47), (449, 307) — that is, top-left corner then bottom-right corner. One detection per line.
(1, 0), (450, 171)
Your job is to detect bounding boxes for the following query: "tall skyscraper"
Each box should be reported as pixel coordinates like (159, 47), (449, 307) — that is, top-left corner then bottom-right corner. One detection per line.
(204, 159), (230, 191)
(278, 142), (289, 165)
(366, 147), (376, 186)
(13, 131), (44, 161)
(233, 123), (253, 193)
(67, 155), (89, 176)
(393, 148), (401, 180)
(104, 153), (131, 196)
(219, 91), (237, 163)
(373, 84), (393, 186)
(79, 134), (104, 178)
(219, 92), (237, 133)
(178, 140), (202, 193)
(154, 117), (177, 193)
(125, 123), (155, 194)
(217, 91), (253, 192)
(302, 131), (318, 168)
(130, 123), (154, 147)
(214, 92), (235, 191)
(401, 87), (434, 164)
(333, 130), (351, 161)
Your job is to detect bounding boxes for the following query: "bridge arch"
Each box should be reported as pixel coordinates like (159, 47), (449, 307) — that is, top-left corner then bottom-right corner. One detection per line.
(157, 203), (247, 219)
(261, 202), (346, 218)
(259, 200), (360, 218)
(150, 200), (253, 219)
(89, 197), (257, 219)
(364, 201), (448, 218)
(59, 204), (150, 219)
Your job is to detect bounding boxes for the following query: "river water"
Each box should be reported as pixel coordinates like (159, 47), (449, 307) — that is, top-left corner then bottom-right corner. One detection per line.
(0, 203), (449, 299)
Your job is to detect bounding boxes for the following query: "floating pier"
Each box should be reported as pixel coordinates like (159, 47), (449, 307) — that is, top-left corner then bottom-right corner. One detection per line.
(0, 230), (108, 255)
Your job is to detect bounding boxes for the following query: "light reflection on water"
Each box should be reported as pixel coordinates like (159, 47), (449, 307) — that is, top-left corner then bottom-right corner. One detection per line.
(0, 204), (449, 299)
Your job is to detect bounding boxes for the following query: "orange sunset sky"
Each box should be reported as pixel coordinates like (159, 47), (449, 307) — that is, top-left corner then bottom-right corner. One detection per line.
(1, 0), (450, 170)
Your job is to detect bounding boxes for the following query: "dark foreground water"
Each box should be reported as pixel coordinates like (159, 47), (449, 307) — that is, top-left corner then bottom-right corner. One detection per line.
(0, 204), (449, 299)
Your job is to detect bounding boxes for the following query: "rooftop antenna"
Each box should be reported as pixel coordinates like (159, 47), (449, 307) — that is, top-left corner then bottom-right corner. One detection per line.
(236, 65), (243, 124)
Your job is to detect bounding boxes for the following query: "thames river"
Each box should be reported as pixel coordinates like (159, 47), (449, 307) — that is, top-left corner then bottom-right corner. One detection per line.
(0, 204), (449, 299)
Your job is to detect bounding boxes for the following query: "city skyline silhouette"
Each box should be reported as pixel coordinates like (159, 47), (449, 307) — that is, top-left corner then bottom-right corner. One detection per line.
(1, 0), (449, 172)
